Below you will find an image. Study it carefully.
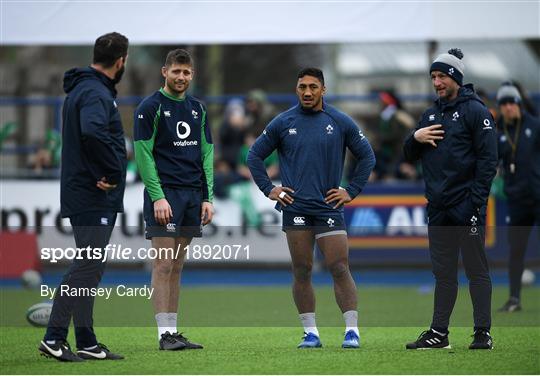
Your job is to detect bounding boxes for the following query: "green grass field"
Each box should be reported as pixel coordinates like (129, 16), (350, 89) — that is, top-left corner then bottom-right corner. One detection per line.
(1, 286), (539, 374)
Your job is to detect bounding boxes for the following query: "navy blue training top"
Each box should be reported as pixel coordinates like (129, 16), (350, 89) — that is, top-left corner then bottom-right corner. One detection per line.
(133, 89), (214, 203)
(247, 102), (375, 215)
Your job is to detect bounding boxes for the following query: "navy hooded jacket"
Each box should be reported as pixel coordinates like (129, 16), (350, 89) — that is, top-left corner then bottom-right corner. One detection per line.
(60, 67), (127, 217)
(403, 84), (498, 210)
(497, 110), (540, 203)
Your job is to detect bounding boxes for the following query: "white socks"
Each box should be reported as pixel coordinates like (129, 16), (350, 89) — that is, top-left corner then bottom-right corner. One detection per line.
(343, 310), (359, 336)
(299, 312), (319, 337)
(299, 311), (359, 337)
(167, 312), (177, 332)
(156, 312), (178, 339)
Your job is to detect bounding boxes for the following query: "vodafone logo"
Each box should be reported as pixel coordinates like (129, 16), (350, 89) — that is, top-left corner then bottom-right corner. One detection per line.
(173, 121), (196, 146)
(176, 121), (191, 139)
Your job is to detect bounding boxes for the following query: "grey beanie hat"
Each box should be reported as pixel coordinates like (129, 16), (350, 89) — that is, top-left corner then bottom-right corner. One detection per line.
(497, 84), (522, 105)
(430, 48), (465, 86)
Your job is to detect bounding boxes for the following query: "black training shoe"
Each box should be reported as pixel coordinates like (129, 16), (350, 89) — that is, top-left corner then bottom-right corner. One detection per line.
(172, 332), (203, 349)
(498, 298), (522, 312)
(406, 329), (451, 350)
(39, 340), (84, 362)
(159, 331), (186, 351)
(77, 343), (124, 360)
(469, 330), (493, 350)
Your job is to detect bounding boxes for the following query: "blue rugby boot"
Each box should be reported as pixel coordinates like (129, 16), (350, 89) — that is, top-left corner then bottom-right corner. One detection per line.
(297, 332), (322, 348)
(342, 330), (360, 348)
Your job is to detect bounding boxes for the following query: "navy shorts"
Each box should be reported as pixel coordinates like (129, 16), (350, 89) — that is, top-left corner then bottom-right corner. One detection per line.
(144, 187), (202, 239)
(282, 211), (347, 239)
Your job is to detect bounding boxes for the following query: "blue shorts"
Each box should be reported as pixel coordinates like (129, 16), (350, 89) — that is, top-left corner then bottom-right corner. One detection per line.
(144, 187), (202, 239)
(282, 211), (347, 239)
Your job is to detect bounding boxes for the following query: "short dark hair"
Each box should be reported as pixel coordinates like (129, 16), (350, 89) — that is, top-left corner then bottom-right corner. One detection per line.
(297, 68), (325, 85)
(93, 32), (129, 68)
(164, 49), (194, 68)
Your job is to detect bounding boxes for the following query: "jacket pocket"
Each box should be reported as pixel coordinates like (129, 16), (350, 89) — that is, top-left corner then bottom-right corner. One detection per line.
(450, 195), (481, 226)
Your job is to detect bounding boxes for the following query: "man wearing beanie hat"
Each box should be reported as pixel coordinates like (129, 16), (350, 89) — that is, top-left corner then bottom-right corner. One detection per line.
(403, 48), (498, 350)
(496, 82), (540, 313)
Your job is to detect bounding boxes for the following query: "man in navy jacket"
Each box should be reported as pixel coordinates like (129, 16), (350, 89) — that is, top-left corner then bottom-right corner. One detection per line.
(248, 68), (375, 349)
(403, 49), (497, 350)
(495, 83), (540, 312)
(39, 32), (128, 362)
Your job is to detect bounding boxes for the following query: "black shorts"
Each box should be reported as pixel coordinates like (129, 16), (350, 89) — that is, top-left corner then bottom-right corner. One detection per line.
(144, 187), (202, 239)
(282, 211), (347, 239)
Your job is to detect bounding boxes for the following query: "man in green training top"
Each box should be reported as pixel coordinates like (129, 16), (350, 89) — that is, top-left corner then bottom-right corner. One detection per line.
(134, 49), (214, 351)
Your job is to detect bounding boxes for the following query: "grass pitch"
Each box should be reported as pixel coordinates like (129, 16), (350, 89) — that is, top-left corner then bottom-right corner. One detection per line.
(1, 286), (539, 374)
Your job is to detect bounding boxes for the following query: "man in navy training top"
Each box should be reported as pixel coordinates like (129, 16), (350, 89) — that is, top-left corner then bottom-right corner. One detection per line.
(247, 68), (375, 349)
(39, 32), (128, 362)
(495, 83), (540, 313)
(403, 49), (497, 350)
(134, 49), (213, 351)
